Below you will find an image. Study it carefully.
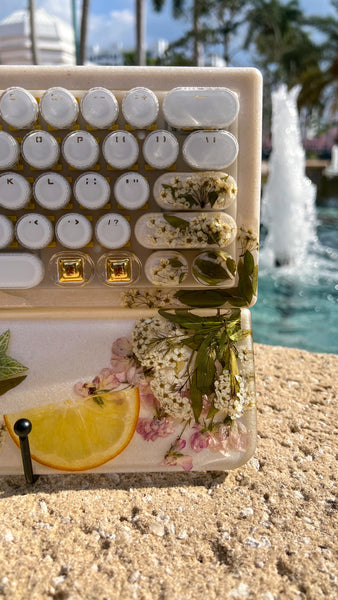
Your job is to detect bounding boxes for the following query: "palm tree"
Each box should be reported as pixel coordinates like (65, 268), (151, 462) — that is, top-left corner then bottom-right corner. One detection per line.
(152, 0), (207, 65)
(243, 0), (305, 75)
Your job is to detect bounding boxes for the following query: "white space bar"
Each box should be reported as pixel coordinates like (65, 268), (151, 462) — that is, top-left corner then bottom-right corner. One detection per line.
(0, 253), (44, 288)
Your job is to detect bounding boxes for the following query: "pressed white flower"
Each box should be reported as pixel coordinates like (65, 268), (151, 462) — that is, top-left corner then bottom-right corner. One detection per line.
(158, 173), (237, 210)
(214, 371), (254, 420)
(145, 213), (236, 249)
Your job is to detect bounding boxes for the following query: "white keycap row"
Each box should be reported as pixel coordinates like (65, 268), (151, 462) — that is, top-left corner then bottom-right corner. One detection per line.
(0, 213), (131, 250)
(0, 128), (238, 171)
(0, 86), (239, 130)
(0, 171), (150, 210)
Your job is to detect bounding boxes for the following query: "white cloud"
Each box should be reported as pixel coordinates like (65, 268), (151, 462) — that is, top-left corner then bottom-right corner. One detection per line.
(89, 10), (135, 50)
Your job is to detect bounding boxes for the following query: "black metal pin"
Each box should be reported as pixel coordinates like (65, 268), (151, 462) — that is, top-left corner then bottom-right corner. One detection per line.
(14, 418), (38, 484)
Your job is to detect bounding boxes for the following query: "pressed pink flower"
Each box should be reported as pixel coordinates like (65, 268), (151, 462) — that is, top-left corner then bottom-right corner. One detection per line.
(110, 337), (135, 372)
(138, 380), (159, 409)
(162, 437), (193, 471)
(98, 368), (122, 390)
(190, 428), (210, 453)
(208, 424), (230, 453)
(172, 437), (186, 452)
(74, 368), (122, 398)
(137, 417), (175, 441)
(163, 452), (193, 471)
(228, 422), (248, 451)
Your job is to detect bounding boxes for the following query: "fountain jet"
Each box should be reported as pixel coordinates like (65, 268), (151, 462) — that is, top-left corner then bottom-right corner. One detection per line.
(261, 85), (317, 268)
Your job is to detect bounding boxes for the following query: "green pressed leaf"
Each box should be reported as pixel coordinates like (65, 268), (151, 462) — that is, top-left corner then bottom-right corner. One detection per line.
(230, 348), (239, 377)
(190, 370), (203, 422)
(206, 401), (218, 421)
(158, 309), (223, 330)
(226, 316), (241, 338)
(179, 193), (198, 207)
(180, 335), (205, 351)
(226, 257), (237, 276)
(238, 259), (253, 304)
(252, 265), (259, 296)
(208, 190), (219, 207)
(92, 395), (104, 407)
(158, 310), (205, 328)
(195, 336), (215, 392)
(0, 330), (10, 355)
(194, 258), (230, 282)
(174, 290), (227, 308)
(0, 355), (28, 381)
(244, 250), (255, 275)
(168, 258), (184, 268)
(0, 375), (27, 396)
(163, 213), (189, 230)
(229, 329), (252, 342)
(228, 296), (249, 307)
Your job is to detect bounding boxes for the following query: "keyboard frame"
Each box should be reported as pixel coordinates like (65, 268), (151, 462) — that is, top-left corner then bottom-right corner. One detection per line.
(0, 65), (262, 313)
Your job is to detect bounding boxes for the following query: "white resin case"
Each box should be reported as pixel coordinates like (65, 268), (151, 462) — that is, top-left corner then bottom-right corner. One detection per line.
(0, 66), (262, 474)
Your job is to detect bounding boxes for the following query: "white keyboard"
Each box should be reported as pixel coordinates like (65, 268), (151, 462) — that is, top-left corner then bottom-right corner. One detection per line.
(0, 66), (263, 476)
(0, 65), (262, 311)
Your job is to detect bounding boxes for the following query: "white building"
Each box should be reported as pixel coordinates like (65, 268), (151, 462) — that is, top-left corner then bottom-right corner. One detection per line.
(89, 44), (123, 66)
(0, 8), (75, 65)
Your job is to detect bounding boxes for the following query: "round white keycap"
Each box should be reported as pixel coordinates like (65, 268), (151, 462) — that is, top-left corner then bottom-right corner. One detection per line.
(73, 172), (110, 209)
(0, 131), (20, 169)
(114, 172), (149, 209)
(0, 215), (14, 248)
(22, 131), (60, 169)
(81, 87), (119, 128)
(0, 87), (38, 128)
(40, 87), (79, 129)
(122, 87), (159, 128)
(102, 131), (139, 169)
(55, 213), (92, 249)
(33, 172), (71, 210)
(0, 173), (31, 210)
(95, 214), (131, 249)
(62, 130), (99, 169)
(15, 214), (54, 250)
(143, 130), (179, 169)
(183, 130), (239, 170)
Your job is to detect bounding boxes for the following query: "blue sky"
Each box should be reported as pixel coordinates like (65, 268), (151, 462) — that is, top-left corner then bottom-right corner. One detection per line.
(0, 0), (335, 59)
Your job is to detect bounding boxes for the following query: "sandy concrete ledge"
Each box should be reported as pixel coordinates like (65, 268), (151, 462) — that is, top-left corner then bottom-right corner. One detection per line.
(0, 344), (337, 600)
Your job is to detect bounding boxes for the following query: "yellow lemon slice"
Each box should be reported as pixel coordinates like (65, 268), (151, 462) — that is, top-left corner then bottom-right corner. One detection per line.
(4, 388), (140, 471)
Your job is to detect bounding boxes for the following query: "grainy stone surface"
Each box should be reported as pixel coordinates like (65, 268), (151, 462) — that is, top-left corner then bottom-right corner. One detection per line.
(0, 344), (337, 600)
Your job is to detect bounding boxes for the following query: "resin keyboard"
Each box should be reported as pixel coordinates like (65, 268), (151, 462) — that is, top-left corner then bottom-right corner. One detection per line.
(0, 66), (262, 476)
(0, 65), (262, 310)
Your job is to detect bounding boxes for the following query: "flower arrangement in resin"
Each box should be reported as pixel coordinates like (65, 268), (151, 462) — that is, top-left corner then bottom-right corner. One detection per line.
(157, 172), (237, 210)
(144, 212), (236, 249)
(74, 310), (255, 470)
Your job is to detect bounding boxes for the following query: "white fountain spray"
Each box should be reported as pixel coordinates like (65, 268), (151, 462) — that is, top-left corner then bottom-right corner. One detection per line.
(261, 84), (317, 268)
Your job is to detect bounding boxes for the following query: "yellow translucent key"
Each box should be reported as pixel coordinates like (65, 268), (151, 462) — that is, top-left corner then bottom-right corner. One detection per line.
(106, 258), (131, 282)
(57, 257), (84, 282)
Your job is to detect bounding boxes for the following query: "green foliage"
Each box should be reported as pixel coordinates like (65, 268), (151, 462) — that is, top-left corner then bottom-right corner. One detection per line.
(158, 309), (251, 421)
(0, 330), (28, 396)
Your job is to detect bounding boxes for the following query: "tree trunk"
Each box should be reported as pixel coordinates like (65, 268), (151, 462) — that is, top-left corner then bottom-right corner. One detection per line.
(193, 0), (204, 66)
(79, 0), (90, 65)
(136, 0), (146, 65)
(28, 0), (39, 65)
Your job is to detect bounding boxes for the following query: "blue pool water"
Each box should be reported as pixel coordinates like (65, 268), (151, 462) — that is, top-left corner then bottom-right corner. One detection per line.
(251, 200), (338, 354)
